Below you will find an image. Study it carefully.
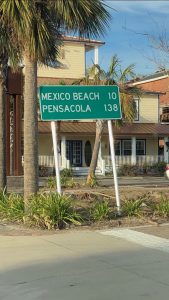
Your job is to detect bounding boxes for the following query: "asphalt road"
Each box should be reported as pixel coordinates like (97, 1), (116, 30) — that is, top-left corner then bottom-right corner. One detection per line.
(7, 176), (169, 194)
(1, 229), (169, 300)
(97, 176), (169, 187)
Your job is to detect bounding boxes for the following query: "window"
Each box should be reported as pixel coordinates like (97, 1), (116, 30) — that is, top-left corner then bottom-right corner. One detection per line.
(111, 139), (145, 156)
(134, 98), (139, 121)
(122, 140), (132, 155)
(136, 140), (145, 155)
(115, 140), (121, 155)
(84, 141), (92, 167)
(66, 140), (82, 167)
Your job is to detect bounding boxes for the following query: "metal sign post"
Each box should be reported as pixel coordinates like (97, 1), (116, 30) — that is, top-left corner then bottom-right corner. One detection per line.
(51, 121), (61, 194)
(107, 120), (121, 213)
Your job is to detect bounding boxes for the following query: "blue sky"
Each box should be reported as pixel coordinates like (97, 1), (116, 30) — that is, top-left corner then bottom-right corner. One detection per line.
(87, 0), (169, 77)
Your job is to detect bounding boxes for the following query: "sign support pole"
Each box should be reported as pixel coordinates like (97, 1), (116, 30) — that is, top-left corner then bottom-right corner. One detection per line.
(51, 121), (61, 195)
(107, 120), (121, 214)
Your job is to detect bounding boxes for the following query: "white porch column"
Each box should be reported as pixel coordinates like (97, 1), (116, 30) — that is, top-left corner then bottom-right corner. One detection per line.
(61, 136), (67, 168)
(94, 46), (99, 65)
(164, 137), (169, 163)
(131, 137), (136, 165)
(98, 142), (102, 170)
(101, 159), (105, 176)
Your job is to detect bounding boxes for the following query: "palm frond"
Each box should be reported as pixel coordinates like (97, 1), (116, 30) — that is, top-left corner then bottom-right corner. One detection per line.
(0, 0), (61, 64)
(0, 21), (21, 71)
(119, 64), (136, 83)
(50, 0), (111, 37)
(107, 54), (119, 78)
(1, 0), (110, 65)
(120, 93), (136, 123)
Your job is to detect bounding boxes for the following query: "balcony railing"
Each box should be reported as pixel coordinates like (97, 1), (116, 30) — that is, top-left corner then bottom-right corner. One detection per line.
(22, 155), (60, 168)
(38, 155), (55, 167)
(103, 155), (164, 167)
(160, 112), (169, 123)
(23, 154), (164, 168)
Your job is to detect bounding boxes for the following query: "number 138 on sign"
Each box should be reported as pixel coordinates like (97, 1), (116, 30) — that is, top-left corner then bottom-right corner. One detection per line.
(104, 104), (119, 112)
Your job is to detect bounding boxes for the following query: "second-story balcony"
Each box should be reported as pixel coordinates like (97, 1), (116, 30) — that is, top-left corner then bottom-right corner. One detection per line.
(160, 107), (169, 123)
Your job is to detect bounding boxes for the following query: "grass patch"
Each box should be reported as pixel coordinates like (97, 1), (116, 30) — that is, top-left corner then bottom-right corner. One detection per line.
(122, 198), (143, 217)
(0, 192), (24, 222)
(47, 175), (78, 189)
(26, 192), (82, 229)
(153, 194), (169, 218)
(90, 200), (110, 221)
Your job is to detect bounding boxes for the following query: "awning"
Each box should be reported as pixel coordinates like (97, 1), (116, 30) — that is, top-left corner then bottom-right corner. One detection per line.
(38, 121), (169, 137)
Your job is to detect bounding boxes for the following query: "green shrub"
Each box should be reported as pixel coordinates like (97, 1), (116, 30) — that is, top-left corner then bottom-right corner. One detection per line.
(60, 169), (74, 187)
(47, 177), (56, 189)
(67, 178), (77, 188)
(60, 168), (74, 177)
(91, 200), (110, 221)
(154, 195), (169, 218)
(48, 168), (74, 189)
(60, 175), (68, 187)
(151, 162), (166, 175)
(0, 193), (24, 222)
(26, 192), (82, 229)
(118, 162), (167, 176)
(39, 166), (49, 177)
(122, 198), (143, 217)
(117, 164), (144, 176)
(0, 189), (7, 201)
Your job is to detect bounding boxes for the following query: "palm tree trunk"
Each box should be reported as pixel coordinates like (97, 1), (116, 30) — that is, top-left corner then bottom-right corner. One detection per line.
(24, 53), (38, 204)
(0, 78), (6, 190)
(86, 120), (104, 185)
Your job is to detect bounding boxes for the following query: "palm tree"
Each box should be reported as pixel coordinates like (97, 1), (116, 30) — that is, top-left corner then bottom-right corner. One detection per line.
(86, 56), (139, 185)
(1, 0), (61, 204)
(0, 0), (110, 204)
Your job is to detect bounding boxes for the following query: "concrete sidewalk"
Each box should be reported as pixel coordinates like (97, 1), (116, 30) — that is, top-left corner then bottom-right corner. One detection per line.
(1, 230), (169, 300)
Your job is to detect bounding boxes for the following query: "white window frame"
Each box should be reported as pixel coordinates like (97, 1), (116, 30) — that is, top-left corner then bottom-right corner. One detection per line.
(114, 140), (121, 156)
(122, 139), (132, 156)
(136, 139), (146, 156)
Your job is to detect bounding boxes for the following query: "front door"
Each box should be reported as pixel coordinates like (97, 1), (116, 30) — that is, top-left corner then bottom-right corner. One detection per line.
(66, 140), (82, 167)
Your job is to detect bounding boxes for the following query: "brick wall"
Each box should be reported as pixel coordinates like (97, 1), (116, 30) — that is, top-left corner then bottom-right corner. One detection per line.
(7, 176), (24, 193)
(137, 77), (169, 106)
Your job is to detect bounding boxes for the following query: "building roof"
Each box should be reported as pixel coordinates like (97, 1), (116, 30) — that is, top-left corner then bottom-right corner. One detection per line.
(112, 123), (169, 136)
(38, 121), (169, 136)
(62, 35), (105, 46)
(140, 70), (169, 81)
(61, 35), (104, 52)
(131, 70), (169, 86)
(139, 89), (165, 95)
(129, 71), (169, 106)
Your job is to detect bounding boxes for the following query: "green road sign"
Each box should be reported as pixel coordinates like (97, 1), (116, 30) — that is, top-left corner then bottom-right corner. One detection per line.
(39, 85), (122, 121)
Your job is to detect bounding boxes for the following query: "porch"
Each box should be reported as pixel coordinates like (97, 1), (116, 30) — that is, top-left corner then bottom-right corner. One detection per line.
(37, 155), (102, 176)
(37, 154), (165, 176)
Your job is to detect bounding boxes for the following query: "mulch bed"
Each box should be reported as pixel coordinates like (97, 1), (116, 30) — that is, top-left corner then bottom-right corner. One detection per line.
(1, 186), (169, 235)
